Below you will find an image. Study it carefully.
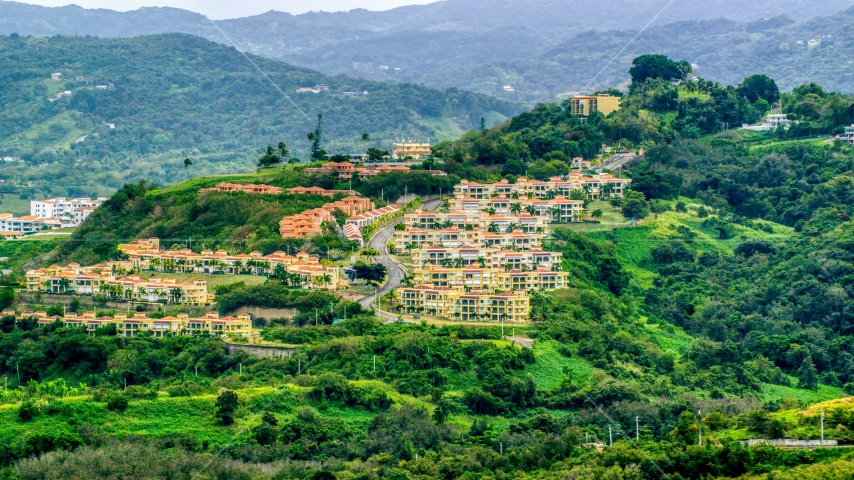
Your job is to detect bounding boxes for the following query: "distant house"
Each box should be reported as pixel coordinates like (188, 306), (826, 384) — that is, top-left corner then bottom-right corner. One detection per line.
(50, 73), (62, 80)
(842, 125), (854, 144)
(742, 114), (790, 132)
(503, 85), (515, 92)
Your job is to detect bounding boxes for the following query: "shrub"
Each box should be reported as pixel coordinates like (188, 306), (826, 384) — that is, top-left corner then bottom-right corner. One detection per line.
(216, 390), (238, 425)
(106, 392), (129, 412)
(18, 399), (40, 421)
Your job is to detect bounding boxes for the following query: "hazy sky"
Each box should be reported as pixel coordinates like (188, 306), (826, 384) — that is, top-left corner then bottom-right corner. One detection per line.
(12, 0), (438, 19)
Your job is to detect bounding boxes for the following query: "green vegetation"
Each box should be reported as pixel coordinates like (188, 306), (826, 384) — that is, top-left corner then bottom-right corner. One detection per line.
(5, 56), (854, 479)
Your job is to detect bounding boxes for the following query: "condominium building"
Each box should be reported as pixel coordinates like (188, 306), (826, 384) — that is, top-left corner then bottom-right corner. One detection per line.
(570, 94), (621, 117)
(454, 175), (631, 201)
(9, 310), (252, 337)
(118, 238), (347, 290)
(0, 213), (61, 233)
(393, 227), (546, 254)
(411, 245), (562, 270)
(404, 209), (552, 232)
(843, 125), (854, 144)
(398, 285), (530, 323)
(412, 265), (568, 292)
(30, 197), (108, 228)
(25, 264), (212, 304)
(392, 142), (432, 160)
(304, 161), (443, 180)
(199, 182), (284, 195)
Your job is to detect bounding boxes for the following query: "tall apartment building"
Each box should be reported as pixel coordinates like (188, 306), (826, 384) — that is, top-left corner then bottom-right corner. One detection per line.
(570, 94), (621, 117)
(392, 142), (432, 160)
(30, 197), (107, 228)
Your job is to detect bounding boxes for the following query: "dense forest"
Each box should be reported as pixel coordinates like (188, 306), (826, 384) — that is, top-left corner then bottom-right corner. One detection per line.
(0, 33), (518, 198)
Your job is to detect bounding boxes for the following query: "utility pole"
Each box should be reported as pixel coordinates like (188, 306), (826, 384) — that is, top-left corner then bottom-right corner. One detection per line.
(636, 416), (639, 441)
(373, 355), (376, 373)
(609, 425), (613, 446)
(821, 408), (825, 446)
(698, 410), (702, 446)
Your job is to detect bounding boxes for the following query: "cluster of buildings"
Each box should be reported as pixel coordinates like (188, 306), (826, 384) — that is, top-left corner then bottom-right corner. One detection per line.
(24, 237), (352, 305)
(3, 310), (252, 338)
(277, 189), (400, 241)
(392, 173), (634, 323)
(0, 197), (108, 237)
(304, 161), (444, 181)
(25, 263), (213, 304)
(278, 195), (373, 239)
(118, 238), (347, 290)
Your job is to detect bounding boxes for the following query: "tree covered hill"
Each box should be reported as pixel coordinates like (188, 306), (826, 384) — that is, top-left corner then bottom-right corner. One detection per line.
(0, 33), (519, 198)
(442, 6), (854, 101)
(1, 0), (852, 104)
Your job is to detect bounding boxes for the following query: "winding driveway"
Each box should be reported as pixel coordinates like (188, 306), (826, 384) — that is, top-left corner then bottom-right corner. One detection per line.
(358, 198), (441, 313)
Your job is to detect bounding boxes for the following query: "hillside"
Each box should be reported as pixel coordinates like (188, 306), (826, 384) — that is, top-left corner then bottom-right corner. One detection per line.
(1, 0), (853, 103)
(440, 7), (854, 101)
(0, 33), (518, 198)
(3, 62), (854, 478)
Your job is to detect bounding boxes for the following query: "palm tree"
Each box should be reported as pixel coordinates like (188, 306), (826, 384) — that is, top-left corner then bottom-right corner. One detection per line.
(510, 203), (522, 216)
(321, 274), (332, 286)
(361, 248), (380, 264)
(488, 222), (500, 234)
(525, 205), (537, 217)
(441, 219), (453, 229)
(602, 182), (615, 199)
(505, 223), (519, 233)
(511, 192), (520, 200)
(58, 277), (72, 294)
(464, 223), (475, 231)
(233, 260), (244, 274)
(170, 288), (183, 303)
(441, 258), (455, 268)
(591, 209), (603, 220)
(548, 206), (563, 223)
(476, 257), (487, 268)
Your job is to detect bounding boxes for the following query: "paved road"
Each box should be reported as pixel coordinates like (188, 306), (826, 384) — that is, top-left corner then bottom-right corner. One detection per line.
(358, 198), (441, 310)
(597, 153), (637, 173)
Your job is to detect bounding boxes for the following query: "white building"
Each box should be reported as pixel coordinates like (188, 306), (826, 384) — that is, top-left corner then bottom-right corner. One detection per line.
(742, 114), (790, 132)
(31, 197), (107, 228)
(0, 214), (60, 233)
(842, 125), (854, 144)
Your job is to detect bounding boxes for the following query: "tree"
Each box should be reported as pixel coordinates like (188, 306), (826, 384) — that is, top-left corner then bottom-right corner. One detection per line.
(307, 114), (325, 162)
(183, 158), (193, 168)
(361, 248), (380, 264)
(737, 74), (780, 105)
(353, 262), (387, 284)
(361, 133), (371, 143)
(629, 54), (689, 84)
(620, 190), (649, 219)
(257, 146), (281, 168)
(277, 142), (290, 160)
(591, 209), (603, 219)
(797, 357), (819, 390)
(367, 147), (385, 162)
(216, 390), (238, 425)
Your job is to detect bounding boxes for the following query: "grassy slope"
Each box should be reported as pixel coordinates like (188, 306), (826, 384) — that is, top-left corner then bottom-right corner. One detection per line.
(0, 382), (431, 446)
